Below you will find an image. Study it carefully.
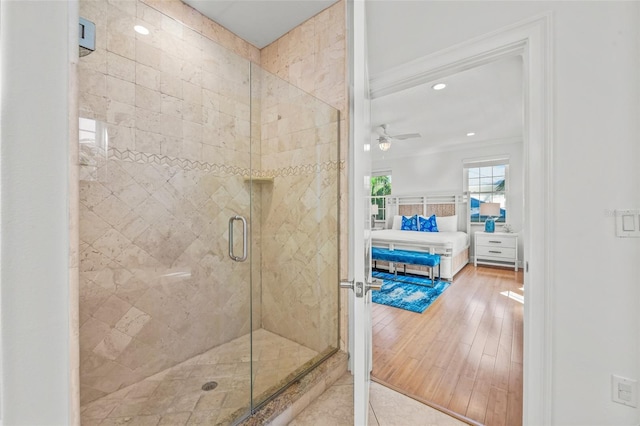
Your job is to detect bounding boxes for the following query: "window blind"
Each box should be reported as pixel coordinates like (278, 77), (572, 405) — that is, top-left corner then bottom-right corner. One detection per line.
(463, 157), (509, 168)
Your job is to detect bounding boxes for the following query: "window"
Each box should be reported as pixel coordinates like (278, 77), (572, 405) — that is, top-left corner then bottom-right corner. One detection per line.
(464, 159), (508, 223)
(371, 172), (391, 222)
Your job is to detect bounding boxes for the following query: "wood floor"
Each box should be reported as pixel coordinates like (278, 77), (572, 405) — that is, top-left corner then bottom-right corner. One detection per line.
(371, 264), (524, 426)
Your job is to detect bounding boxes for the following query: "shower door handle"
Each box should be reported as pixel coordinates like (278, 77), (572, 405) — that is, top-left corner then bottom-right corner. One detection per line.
(228, 215), (248, 262)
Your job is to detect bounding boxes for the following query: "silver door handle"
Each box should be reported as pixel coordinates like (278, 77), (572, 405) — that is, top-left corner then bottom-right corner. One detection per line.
(339, 278), (382, 298)
(340, 279), (354, 290)
(366, 278), (382, 293)
(229, 215), (247, 262)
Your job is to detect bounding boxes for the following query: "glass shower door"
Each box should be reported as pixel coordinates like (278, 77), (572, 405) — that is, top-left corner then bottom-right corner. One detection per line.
(248, 63), (341, 409)
(77, 2), (255, 423)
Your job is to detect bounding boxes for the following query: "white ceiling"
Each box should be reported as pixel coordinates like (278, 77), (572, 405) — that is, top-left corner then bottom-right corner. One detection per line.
(184, 1), (523, 161)
(370, 55), (523, 161)
(182, 0), (338, 48)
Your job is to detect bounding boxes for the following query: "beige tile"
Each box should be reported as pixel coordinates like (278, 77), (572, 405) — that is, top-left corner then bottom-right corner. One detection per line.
(137, 2), (164, 28)
(289, 380), (357, 426)
(79, 206), (112, 245)
(182, 81), (202, 105)
(136, 84), (162, 112)
(107, 52), (136, 82)
(93, 294), (131, 326)
(136, 63), (161, 90)
(159, 412), (192, 425)
(115, 306), (151, 337)
(182, 101), (203, 124)
(183, 121), (202, 144)
(113, 178), (151, 210)
(79, 91), (109, 122)
(126, 379), (161, 399)
(80, 317), (112, 352)
(369, 382), (467, 426)
(93, 328), (133, 360)
(160, 93), (182, 117)
(79, 66), (107, 98)
(135, 109), (163, 136)
(107, 99), (136, 127)
(107, 124), (136, 150)
(160, 72), (183, 98)
(108, 0), (136, 16)
(290, 374), (466, 426)
(161, 13), (183, 39)
(101, 414), (160, 426)
(136, 40), (162, 69)
(160, 113), (183, 139)
(108, 397), (148, 418)
(185, 410), (221, 425)
(193, 391), (225, 412)
(107, 32), (136, 61)
(92, 228), (133, 262)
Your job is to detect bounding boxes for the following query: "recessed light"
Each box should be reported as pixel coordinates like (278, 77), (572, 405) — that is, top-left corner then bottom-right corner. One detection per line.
(134, 25), (150, 35)
(467, 132), (476, 137)
(432, 83), (446, 90)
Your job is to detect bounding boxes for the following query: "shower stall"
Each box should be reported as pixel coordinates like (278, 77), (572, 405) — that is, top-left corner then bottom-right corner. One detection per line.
(77, 1), (340, 423)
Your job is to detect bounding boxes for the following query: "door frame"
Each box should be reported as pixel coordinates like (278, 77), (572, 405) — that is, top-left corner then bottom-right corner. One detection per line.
(368, 13), (554, 426)
(347, 0), (374, 424)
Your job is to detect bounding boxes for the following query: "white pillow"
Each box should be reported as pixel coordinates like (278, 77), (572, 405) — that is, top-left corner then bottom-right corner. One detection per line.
(392, 215), (402, 230)
(436, 215), (458, 232)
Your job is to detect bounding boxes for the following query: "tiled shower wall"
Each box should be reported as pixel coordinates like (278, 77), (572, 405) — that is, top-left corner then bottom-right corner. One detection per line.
(78, 0), (260, 404)
(260, 1), (348, 351)
(258, 70), (340, 352)
(78, 0), (342, 406)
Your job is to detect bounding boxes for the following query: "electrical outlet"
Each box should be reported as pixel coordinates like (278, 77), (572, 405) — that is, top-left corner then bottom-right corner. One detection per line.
(612, 375), (637, 407)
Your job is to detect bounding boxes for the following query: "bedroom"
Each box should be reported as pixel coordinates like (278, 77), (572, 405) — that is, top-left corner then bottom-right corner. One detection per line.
(368, 54), (526, 424)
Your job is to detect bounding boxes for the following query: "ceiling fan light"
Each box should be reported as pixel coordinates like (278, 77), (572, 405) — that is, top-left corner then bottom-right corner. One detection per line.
(378, 138), (391, 151)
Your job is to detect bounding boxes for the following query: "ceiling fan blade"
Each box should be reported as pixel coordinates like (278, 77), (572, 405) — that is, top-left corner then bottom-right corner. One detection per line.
(392, 133), (421, 140)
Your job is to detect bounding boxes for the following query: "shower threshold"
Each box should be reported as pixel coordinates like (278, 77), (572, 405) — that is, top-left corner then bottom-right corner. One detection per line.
(80, 329), (320, 425)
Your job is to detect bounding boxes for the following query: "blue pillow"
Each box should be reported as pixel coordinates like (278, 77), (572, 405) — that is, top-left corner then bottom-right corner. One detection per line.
(418, 214), (439, 232)
(400, 215), (418, 231)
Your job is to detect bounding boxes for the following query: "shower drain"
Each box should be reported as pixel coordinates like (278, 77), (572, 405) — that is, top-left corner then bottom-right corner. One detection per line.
(201, 381), (218, 391)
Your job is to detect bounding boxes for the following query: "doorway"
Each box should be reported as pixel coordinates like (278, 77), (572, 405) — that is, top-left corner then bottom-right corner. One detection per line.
(365, 15), (552, 426)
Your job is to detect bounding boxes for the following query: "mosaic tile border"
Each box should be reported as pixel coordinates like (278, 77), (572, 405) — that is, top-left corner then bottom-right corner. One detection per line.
(108, 147), (345, 178)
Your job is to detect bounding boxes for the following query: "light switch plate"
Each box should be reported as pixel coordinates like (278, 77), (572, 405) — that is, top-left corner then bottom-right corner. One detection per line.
(615, 209), (640, 238)
(612, 375), (638, 407)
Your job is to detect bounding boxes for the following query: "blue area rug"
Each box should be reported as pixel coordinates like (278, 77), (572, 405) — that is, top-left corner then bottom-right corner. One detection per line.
(371, 271), (450, 314)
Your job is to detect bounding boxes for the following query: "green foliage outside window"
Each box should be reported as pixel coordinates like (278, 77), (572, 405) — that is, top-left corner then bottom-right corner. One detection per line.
(371, 175), (391, 220)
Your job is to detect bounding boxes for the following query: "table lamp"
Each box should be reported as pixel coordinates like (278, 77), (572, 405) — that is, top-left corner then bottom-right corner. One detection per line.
(370, 204), (379, 226)
(480, 202), (501, 233)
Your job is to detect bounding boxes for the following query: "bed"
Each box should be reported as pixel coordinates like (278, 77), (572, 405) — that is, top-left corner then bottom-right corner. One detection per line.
(372, 193), (470, 281)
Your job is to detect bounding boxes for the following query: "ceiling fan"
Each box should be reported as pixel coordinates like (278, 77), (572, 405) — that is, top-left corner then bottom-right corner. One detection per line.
(376, 124), (421, 151)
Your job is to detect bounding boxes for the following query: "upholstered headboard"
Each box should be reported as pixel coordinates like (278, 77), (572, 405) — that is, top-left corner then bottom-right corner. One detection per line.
(398, 203), (456, 217)
(385, 193), (470, 232)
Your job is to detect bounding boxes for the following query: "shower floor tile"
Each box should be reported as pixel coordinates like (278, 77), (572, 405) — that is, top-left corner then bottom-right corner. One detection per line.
(81, 329), (319, 425)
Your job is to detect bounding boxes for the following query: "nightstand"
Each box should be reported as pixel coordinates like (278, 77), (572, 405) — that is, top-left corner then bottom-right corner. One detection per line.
(474, 231), (518, 271)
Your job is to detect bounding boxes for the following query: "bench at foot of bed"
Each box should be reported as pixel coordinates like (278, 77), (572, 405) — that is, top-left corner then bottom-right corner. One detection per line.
(372, 247), (441, 283)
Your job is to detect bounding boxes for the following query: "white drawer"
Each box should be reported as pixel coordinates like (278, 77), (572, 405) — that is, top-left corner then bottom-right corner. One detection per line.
(475, 235), (516, 248)
(476, 245), (516, 259)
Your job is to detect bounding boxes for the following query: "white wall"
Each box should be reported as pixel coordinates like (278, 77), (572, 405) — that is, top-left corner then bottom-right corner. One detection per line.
(369, 2), (640, 425)
(374, 140), (524, 264)
(0, 1), (72, 424)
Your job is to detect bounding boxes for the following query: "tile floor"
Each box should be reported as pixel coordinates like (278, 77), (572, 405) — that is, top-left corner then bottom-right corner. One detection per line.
(289, 373), (466, 426)
(81, 329), (319, 425)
